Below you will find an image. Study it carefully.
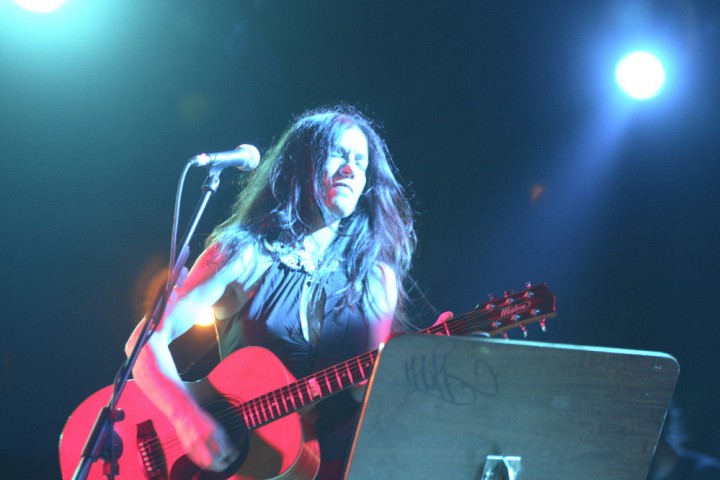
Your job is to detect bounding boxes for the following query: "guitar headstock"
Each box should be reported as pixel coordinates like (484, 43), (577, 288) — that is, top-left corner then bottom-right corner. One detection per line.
(468, 282), (556, 338)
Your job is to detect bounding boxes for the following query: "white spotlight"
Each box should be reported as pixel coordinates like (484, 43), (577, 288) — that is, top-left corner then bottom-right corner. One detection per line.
(14, 0), (66, 13)
(615, 51), (666, 100)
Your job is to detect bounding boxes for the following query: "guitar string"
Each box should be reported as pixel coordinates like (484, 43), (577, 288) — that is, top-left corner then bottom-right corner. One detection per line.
(145, 332), (521, 467)
(144, 352), (381, 464)
(137, 294), (550, 466)
(139, 349), (386, 464)
(137, 298), (544, 465)
(139, 291), (550, 466)
(136, 307), (485, 463)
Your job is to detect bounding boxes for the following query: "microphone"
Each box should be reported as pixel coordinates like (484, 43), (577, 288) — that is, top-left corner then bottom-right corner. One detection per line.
(189, 144), (261, 171)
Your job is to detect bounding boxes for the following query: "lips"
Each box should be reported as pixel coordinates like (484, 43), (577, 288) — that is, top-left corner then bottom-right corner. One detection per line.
(333, 182), (353, 193)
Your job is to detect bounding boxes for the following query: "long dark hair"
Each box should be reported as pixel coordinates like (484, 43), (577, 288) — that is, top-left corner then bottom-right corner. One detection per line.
(209, 105), (416, 322)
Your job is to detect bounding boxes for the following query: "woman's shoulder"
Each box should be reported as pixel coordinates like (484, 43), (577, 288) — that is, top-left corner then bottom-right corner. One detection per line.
(368, 262), (398, 287)
(206, 234), (273, 285)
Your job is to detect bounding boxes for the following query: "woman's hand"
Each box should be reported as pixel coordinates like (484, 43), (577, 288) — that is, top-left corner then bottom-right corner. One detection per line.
(432, 311), (454, 327)
(174, 406), (239, 472)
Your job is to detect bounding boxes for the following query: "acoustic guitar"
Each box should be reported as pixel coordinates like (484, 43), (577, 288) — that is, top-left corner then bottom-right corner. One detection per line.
(59, 283), (556, 479)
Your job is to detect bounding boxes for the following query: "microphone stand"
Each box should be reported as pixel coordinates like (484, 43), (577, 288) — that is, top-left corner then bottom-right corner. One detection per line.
(71, 172), (222, 480)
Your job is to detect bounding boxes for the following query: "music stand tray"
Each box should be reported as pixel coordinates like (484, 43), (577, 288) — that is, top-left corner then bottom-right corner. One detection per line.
(344, 334), (679, 480)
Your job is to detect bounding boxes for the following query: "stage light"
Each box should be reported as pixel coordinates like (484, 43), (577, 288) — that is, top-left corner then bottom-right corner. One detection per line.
(615, 51), (666, 100)
(195, 307), (216, 327)
(14, 0), (67, 13)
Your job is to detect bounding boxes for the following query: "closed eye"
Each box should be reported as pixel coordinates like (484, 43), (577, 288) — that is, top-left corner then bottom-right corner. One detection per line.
(330, 148), (368, 172)
(355, 156), (368, 172)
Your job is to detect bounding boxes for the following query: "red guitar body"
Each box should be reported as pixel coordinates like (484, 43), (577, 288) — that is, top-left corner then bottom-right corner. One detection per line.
(59, 347), (320, 480)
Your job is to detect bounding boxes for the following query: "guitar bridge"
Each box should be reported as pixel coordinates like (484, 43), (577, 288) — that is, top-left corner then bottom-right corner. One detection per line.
(137, 420), (168, 479)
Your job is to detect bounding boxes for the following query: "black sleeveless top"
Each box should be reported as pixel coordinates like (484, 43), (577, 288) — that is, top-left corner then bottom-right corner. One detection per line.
(214, 260), (370, 467)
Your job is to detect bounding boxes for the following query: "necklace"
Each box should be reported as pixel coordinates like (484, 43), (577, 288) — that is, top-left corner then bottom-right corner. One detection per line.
(265, 241), (320, 275)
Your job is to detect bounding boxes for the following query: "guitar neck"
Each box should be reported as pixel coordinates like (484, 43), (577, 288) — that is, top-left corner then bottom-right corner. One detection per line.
(237, 283), (554, 430)
(236, 349), (379, 431)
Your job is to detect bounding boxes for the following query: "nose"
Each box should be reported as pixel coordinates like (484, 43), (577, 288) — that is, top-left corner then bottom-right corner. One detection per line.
(339, 161), (354, 178)
(338, 153), (360, 178)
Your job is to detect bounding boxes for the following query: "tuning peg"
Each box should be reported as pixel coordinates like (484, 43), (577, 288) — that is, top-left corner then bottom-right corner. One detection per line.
(504, 289), (516, 297)
(525, 281), (532, 289)
(540, 318), (547, 332)
(488, 292), (495, 300)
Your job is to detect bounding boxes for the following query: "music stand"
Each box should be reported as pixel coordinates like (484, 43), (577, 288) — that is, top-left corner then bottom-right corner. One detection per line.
(344, 334), (679, 480)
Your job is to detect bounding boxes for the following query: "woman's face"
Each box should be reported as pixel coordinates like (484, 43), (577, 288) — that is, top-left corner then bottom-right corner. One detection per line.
(320, 126), (369, 226)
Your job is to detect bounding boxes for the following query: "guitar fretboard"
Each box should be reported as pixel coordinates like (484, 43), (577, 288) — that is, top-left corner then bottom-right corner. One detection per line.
(236, 283), (553, 430)
(238, 351), (378, 429)
(237, 309), (481, 429)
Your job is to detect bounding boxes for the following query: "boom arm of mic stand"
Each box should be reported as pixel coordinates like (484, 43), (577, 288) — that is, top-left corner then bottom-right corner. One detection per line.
(71, 173), (221, 480)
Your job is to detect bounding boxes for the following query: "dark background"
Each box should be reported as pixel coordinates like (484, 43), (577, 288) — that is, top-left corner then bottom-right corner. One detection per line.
(2, 1), (719, 478)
